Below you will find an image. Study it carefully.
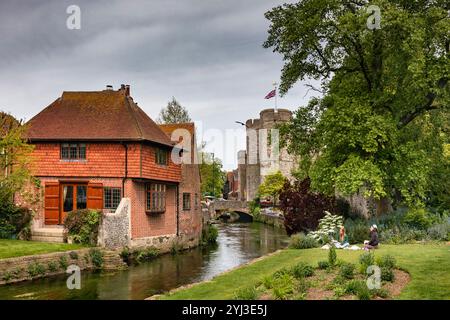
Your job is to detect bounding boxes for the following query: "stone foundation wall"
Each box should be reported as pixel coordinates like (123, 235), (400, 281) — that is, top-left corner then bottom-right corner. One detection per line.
(0, 249), (92, 285)
(129, 233), (200, 253)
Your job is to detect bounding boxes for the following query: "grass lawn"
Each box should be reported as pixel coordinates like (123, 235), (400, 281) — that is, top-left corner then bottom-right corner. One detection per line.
(161, 243), (450, 300)
(0, 239), (85, 259)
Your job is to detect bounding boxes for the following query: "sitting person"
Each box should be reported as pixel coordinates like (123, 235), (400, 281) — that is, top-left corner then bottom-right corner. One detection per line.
(364, 224), (379, 250)
(332, 226), (350, 249)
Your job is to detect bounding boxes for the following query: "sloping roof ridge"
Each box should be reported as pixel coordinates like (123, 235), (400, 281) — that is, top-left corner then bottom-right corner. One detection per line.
(125, 96), (143, 139)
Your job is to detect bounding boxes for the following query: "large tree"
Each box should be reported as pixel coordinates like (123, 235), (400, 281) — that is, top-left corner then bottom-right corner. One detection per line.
(157, 97), (192, 124)
(265, 0), (449, 209)
(0, 112), (34, 203)
(199, 152), (226, 198)
(258, 171), (287, 205)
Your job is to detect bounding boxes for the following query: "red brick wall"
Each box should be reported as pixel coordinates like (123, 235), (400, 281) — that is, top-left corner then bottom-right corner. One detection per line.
(178, 163), (202, 239)
(141, 145), (181, 182)
(127, 180), (177, 238)
(30, 142), (180, 182)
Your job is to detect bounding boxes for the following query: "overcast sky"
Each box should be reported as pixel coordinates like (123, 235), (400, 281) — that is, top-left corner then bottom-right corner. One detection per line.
(0, 0), (318, 170)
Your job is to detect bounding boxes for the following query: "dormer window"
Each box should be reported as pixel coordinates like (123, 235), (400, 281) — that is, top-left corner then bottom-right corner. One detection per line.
(61, 143), (86, 160)
(155, 148), (168, 165)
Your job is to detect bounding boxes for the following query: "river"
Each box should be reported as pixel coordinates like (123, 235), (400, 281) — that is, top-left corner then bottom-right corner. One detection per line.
(0, 222), (288, 300)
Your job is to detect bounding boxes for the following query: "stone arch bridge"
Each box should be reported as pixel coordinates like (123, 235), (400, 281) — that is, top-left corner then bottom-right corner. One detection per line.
(208, 200), (252, 221)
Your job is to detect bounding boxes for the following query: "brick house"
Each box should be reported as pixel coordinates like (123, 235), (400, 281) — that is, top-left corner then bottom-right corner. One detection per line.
(159, 123), (202, 242)
(23, 85), (202, 248)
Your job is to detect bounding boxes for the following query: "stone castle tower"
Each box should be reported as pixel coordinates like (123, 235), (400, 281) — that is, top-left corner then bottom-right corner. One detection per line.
(238, 108), (296, 201)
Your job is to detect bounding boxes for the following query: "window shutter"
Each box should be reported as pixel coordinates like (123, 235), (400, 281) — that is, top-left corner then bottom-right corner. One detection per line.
(87, 182), (103, 210)
(44, 182), (60, 225)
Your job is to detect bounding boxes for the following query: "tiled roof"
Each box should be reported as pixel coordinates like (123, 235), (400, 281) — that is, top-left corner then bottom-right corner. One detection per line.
(26, 89), (173, 147)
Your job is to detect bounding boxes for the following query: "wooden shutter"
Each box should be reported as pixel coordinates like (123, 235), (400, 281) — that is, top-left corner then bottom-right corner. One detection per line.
(87, 182), (103, 210)
(44, 182), (60, 225)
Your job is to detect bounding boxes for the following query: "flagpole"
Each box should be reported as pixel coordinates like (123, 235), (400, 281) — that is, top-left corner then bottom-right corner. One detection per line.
(273, 82), (278, 113)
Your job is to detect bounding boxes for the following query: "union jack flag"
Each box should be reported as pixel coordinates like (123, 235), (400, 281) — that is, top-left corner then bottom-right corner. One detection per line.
(264, 89), (276, 99)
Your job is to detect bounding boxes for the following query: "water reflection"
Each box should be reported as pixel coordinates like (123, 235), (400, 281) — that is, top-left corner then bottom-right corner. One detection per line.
(0, 222), (288, 300)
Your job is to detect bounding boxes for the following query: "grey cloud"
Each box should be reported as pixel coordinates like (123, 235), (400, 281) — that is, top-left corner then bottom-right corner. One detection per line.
(0, 0), (318, 169)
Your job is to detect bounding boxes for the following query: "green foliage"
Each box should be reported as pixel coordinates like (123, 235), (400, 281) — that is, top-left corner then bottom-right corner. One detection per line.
(47, 261), (59, 272)
(317, 261), (330, 270)
(1, 112), (36, 219)
(258, 171), (287, 205)
(59, 255), (68, 270)
(120, 247), (131, 264)
(0, 203), (33, 240)
(157, 97), (191, 124)
(291, 262), (314, 279)
(403, 208), (433, 229)
(328, 246), (337, 267)
(271, 273), (295, 300)
(132, 247), (160, 264)
(288, 232), (319, 249)
(201, 224), (218, 245)
(64, 209), (102, 245)
(358, 252), (374, 274)
(89, 248), (103, 270)
(345, 280), (370, 300)
(376, 255), (396, 270)
(345, 220), (369, 244)
(381, 267), (395, 282)
(249, 199), (261, 219)
(69, 251), (78, 260)
(199, 152), (226, 198)
(309, 211), (343, 244)
(427, 221), (450, 241)
(27, 262), (46, 277)
(339, 263), (356, 280)
(265, 1), (450, 209)
(233, 286), (258, 300)
(262, 275), (275, 289)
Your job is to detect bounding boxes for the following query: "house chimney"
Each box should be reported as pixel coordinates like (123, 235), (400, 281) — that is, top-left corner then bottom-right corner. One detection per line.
(106, 85), (113, 90)
(125, 85), (130, 96)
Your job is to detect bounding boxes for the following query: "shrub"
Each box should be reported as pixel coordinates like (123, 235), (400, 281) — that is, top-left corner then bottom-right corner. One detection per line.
(373, 288), (389, 298)
(273, 267), (292, 279)
(279, 178), (337, 236)
(309, 211), (344, 244)
(120, 247), (131, 264)
(358, 251), (374, 274)
(89, 248), (103, 270)
(403, 208), (433, 230)
(289, 232), (319, 249)
(345, 279), (371, 300)
(376, 255), (396, 270)
(381, 267), (395, 282)
(201, 224), (218, 245)
(135, 247), (160, 263)
(27, 262), (46, 277)
(262, 275), (275, 289)
(345, 220), (368, 244)
(59, 255), (68, 270)
(317, 260), (330, 270)
(47, 261), (59, 272)
(64, 209), (102, 245)
(291, 262), (314, 278)
(0, 202), (33, 239)
(427, 222), (450, 241)
(233, 286), (258, 300)
(69, 251), (79, 260)
(328, 246), (337, 267)
(271, 273), (295, 300)
(339, 263), (355, 280)
(2, 271), (12, 282)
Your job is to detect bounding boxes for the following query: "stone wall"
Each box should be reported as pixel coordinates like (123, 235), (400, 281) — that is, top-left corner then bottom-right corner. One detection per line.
(98, 198), (131, 249)
(0, 249), (91, 285)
